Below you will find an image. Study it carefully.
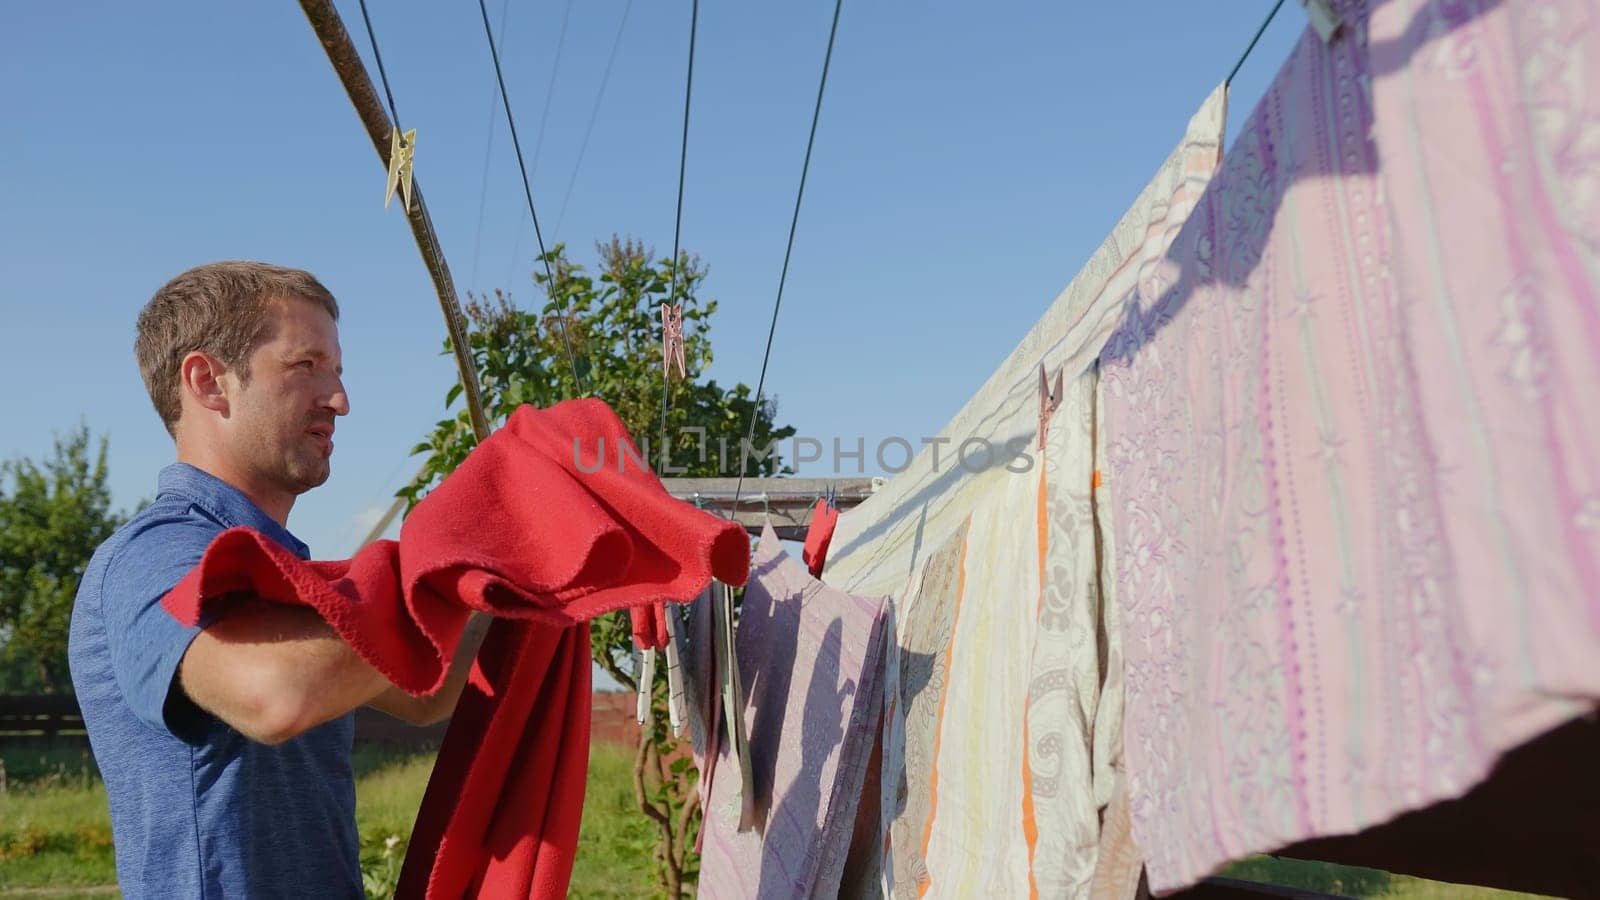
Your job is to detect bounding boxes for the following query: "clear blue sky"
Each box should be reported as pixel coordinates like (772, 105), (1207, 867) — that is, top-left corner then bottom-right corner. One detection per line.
(1, 1), (1303, 556)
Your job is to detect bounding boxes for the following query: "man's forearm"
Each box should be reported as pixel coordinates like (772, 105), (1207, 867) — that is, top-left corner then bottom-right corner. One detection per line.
(180, 602), (393, 744)
(367, 611), (493, 726)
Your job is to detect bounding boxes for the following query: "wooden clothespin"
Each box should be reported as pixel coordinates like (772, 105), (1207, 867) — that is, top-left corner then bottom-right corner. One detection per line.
(1038, 362), (1064, 450)
(635, 647), (657, 725)
(663, 614), (685, 737)
(634, 608), (684, 735)
(384, 127), (416, 212)
(1298, 0), (1342, 43)
(661, 303), (687, 380)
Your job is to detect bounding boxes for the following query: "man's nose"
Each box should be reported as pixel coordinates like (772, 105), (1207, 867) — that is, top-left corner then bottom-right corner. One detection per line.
(326, 376), (351, 416)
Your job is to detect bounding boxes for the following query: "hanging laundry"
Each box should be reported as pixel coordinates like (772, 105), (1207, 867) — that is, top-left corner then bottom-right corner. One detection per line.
(633, 600), (689, 737)
(714, 573), (757, 834)
(631, 602), (670, 651)
(802, 497), (839, 578)
(823, 81), (1225, 603)
(881, 521), (964, 898)
(670, 587), (721, 811)
(875, 379), (1101, 898)
(161, 399), (750, 900)
(697, 525), (890, 900)
(1368, 0), (1600, 719)
(823, 84), (1228, 898)
(1019, 354), (1107, 898)
(1097, 0), (1600, 891)
(671, 578), (767, 858)
(661, 612), (687, 735)
(1087, 778), (1145, 900)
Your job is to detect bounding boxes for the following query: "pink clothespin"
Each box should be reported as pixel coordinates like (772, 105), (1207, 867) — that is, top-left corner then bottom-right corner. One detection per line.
(661, 303), (687, 380)
(1038, 362), (1063, 450)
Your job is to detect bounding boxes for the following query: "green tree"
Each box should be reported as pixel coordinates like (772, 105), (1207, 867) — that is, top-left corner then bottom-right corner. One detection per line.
(403, 237), (795, 897)
(0, 426), (131, 693)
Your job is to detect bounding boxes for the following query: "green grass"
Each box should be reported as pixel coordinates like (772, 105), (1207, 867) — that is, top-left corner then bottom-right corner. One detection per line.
(569, 744), (661, 900)
(0, 744), (1557, 899)
(350, 748), (438, 842)
(1379, 878), (1556, 900)
(1221, 857), (1556, 899)
(1224, 856), (1392, 896)
(0, 746), (116, 891)
(0, 743), (663, 898)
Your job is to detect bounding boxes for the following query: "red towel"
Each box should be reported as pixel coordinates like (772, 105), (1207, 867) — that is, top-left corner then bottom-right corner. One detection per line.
(162, 399), (749, 899)
(802, 498), (838, 579)
(630, 602), (669, 651)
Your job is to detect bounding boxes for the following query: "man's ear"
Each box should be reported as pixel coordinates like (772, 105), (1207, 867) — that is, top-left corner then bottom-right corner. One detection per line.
(180, 351), (231, 416)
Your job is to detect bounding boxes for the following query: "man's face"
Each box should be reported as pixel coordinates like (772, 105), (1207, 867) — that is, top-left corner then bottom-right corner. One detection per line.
(222, 297), (349, 496)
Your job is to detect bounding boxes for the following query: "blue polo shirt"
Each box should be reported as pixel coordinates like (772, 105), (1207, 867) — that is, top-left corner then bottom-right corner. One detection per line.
(68, 463), (360, 899)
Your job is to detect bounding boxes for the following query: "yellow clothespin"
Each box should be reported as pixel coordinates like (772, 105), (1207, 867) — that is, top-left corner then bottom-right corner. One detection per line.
(385, 127), (416, 212)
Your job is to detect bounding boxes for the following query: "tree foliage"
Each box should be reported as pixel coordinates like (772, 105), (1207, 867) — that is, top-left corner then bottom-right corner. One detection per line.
(0, 427), (131, 693)
(402, 237), (794, 896)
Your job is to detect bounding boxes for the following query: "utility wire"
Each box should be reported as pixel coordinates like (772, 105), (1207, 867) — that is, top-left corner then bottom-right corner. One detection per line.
(1226, 0), (1288, 86)
(468, 0), (514, 294)
(529, 0), (576, 180)
(502, 0), (577, 291)
(657, 0), (698, 472)
(355, 0), (491, 438)
(357, 0), (403, 128)
(552, 0), (634, 241)
(731, 0), (844, 510)
(475, 0), (587, 394)
(664, 0), (697, 312)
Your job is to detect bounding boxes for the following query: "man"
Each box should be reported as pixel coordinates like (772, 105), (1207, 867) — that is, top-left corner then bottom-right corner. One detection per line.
(68, 261), (489, 898)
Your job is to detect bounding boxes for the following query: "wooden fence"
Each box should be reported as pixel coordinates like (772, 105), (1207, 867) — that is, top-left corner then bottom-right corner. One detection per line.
(0, 693), (84, 739)
(0, 692), (642, 750)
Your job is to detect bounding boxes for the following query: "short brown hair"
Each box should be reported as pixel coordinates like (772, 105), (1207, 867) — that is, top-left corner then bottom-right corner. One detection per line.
(136, 261), (340, 435)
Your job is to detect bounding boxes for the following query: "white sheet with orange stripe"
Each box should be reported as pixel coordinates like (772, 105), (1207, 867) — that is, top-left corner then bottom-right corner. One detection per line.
(821, 84), (1228, 899)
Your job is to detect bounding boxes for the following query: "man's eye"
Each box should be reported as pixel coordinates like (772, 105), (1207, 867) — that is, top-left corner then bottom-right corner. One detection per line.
(297, 360), (315, 370)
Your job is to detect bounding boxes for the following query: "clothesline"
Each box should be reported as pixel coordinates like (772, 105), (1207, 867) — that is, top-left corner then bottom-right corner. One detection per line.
(1225, 0), (1288, 86)
(472, 0), (585, 398)
(658, 0), (699, 449)
(355, 0), (493, 440)
(729, 0), (844, 512)
(299, 0), (490, 441)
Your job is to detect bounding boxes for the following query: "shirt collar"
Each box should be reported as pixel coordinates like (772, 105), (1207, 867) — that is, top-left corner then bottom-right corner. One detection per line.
(157, 463), (312, 560)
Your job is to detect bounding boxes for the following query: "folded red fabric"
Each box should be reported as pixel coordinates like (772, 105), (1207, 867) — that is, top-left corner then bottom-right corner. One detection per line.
(162, 399), (749, 899)
(802, 498), (839, 579)
(630, 602), (669, 651)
